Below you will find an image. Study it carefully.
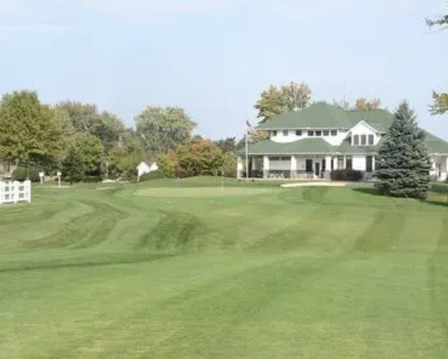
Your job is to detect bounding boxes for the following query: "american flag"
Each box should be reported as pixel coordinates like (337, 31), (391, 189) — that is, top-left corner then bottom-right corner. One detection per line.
(246, 120), (257, 135)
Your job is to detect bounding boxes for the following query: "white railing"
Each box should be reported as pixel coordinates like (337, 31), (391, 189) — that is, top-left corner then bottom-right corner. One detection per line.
(0, 180), (31, 205)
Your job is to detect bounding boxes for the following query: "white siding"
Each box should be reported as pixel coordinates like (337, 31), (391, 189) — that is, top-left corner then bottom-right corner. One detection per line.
(270, 130), (304, 143)
(324, 131), (349, 146)
(269, 159), (291, 170)
(296, 157), (306, 171)
(350, 122), (379, 146)
(352, 156), (366, 171)
(270, 130), (349, 145)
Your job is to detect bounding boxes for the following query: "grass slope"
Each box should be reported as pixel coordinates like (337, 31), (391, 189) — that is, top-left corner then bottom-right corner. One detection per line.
(0, 177), (448, 358)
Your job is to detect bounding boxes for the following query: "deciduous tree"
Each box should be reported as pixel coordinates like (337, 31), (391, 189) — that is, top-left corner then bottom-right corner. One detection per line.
(68, 132), (104, 176)
(427, 10), (448, 114)
(0, 90), (63, 168)
(354, 98), (382, 111)
(375, 102), (431, 199)
(175, 138), (224, 177)
(254, 82), (312, 122)
(135, 106), (196, 155)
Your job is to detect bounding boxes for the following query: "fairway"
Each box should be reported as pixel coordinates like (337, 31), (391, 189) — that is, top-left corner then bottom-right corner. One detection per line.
(1, 177), (448, 358)
(135, 186), (275, 197)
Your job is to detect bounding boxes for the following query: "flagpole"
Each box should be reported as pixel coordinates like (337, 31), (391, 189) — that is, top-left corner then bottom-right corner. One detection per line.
(245, 124), (249, 181)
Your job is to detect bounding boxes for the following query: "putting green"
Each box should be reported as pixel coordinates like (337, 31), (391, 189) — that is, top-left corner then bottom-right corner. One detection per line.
(135, 187), (276, 198)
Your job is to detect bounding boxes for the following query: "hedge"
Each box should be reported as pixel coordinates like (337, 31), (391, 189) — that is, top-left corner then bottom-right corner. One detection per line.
(12, 166), (41, 182)
(330, 169), (364, 182)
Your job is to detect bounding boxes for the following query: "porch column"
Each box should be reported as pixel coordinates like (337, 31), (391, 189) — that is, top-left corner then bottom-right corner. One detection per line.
(372, 156), (376, 171)
(343, 156), (347, 169)
(333, 157), (338, 170)
(237, 156), (243, 179)
(263, 156), (270, 179)
(291, 156), (297, 179)
(325, 156), (332, 179)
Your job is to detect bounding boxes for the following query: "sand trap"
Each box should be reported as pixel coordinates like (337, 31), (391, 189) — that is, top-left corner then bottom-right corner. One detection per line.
(281, 181), (374, 188)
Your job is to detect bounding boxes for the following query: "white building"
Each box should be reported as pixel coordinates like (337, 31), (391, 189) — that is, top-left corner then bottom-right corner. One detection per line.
(137, 161), (158, 181)
(237, 102), (448, 181)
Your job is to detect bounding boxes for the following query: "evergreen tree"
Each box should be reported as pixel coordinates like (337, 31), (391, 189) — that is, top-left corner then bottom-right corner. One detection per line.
(375, 102), (431, 199)
(62, 146), (85, 184)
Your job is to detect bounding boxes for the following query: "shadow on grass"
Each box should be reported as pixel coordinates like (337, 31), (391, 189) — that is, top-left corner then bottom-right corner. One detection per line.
(424, 200), (448, 208)
(351, 188), (383, 197)
(352, 188), (448, 208)
(0, 252), (178, 274)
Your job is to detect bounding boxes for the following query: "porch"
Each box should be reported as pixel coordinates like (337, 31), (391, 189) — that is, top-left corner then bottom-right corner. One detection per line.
(236, 155), (376, 180)
(430, 155), (448, 181)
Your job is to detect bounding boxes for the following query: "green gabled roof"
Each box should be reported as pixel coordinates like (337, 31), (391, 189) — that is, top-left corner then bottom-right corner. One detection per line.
(424, 131), (448, 154)
(346, 109), (394, 132)
(237, 138), (335, 155)
(256, 102), (354, 130)
(256, 102), (396, 133)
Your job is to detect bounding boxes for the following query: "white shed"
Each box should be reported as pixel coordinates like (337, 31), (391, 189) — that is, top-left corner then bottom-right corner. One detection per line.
(137, 161), (159, 181)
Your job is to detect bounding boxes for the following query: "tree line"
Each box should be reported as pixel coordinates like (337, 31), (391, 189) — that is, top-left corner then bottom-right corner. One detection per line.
(0, 91), (240, 183)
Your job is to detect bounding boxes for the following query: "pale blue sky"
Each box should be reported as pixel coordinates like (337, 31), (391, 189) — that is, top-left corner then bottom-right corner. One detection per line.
(1, 0), (447, 140)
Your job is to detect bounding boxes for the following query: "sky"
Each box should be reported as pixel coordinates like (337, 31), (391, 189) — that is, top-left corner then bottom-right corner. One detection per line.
(0, 0), (448, 140)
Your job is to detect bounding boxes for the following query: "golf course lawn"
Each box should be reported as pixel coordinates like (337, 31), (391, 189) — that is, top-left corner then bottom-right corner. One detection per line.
(1, 177), (448, 358)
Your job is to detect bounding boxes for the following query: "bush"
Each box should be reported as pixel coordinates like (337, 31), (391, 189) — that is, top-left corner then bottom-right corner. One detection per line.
(83, 176), (102, 183)
(12, 166), (41, 182)
(330, 169), (363, 182)
(139, 170), (173, 181)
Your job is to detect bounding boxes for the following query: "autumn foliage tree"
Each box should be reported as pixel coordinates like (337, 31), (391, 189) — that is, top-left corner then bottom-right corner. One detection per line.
(355, 98), (382, 111)
(427, 10), (448, 115)
(255, 82), (312, 122)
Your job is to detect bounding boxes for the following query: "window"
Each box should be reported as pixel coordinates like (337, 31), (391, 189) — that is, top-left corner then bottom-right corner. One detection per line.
(315, 130), (322, 136)
(306, 159), (313, 172)
(283, 130), (289, 136)
(331, 130), (337, 136)
(368, 134), (374, 145)
(337, 156), (344, 169)
(346, 157), (353, 170)
(308, 131), (314, 137)
(323, 130), (329, 136)
(296, 130), (302, 136)
(361, 134), (367, 146)
(272, 131), (277, 137)
(353, 135), (360, 146)
(366, 156), (373, 172)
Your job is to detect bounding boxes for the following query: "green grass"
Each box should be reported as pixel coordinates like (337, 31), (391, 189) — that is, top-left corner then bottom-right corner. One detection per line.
(1, 177), (448, 358)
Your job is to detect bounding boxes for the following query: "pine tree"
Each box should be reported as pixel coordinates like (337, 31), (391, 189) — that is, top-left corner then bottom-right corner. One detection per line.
(375, 102), (431, 199)
(62, 146), (85, 184)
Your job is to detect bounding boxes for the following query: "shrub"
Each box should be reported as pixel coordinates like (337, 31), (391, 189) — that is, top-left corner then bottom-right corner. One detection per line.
(139, 170), (173, 181)
(12, 166), (41, 182)
(330, 169), (363, 182)
(83, 176), (102, 183)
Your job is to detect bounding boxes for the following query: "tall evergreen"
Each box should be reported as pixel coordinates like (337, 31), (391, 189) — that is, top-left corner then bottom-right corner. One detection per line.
(62, 146), (85, 184)
(375, 102), (431, 199)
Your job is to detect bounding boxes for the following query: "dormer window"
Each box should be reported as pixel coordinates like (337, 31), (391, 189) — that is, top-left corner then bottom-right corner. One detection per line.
(272, 131), (277, 137)
(308, 131), (314, 137)
(296, 130), (302, 136)
(323, 130), (329, 136)
(361, 135), (367, 146)
(331, 130), (337, 136)
(315, 130), (322, 136)
(283, 130), (288, 136)
(353, 133), (375, 146)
